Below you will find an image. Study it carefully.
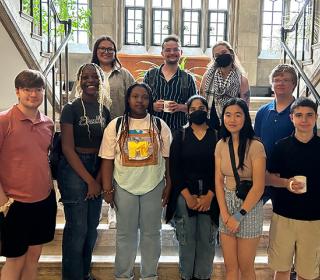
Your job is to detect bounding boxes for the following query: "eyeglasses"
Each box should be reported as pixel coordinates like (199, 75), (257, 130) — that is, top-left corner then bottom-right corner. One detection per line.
(21, 88), (44, 94)
(273, 79), (293, 84)
(97, 47), (115, 54)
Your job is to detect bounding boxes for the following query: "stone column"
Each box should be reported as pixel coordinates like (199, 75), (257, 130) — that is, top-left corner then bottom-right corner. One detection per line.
(235, 0), (261, 86)
(92, 0), (117, 47)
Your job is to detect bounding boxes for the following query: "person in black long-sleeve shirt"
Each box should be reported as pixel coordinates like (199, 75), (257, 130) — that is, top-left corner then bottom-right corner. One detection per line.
(166, 95), (219, 280)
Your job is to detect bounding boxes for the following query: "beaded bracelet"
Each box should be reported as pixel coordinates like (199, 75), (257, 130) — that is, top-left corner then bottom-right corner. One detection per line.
(101, 188), (114, 195)
(0, 197), (14, 213)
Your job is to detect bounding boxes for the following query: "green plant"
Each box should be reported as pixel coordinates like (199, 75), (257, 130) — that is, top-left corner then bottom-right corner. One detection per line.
(22, 0), (91, 38)
(135, 57), (206, 87)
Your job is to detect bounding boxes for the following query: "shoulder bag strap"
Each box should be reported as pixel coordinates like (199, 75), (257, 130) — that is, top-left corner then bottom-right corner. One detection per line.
(228, 137), (241, 186)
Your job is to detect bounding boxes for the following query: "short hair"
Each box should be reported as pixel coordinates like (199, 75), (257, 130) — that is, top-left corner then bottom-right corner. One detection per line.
(15, 69), (46, 89)
(161, 34), (181, 49)
(269, 64), (298, 87)
(186, 95), (209, 112)
(290, 97), (318, 114)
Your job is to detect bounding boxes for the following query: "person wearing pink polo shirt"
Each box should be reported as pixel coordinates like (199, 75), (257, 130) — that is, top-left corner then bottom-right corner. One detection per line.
(0, 69), (57, 280)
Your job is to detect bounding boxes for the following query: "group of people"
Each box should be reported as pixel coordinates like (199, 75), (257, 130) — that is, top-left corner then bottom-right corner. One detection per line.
(0, 33), (319, 280)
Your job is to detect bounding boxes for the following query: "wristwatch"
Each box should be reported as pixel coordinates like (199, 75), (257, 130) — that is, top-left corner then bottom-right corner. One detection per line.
(240, 209), (247, 216)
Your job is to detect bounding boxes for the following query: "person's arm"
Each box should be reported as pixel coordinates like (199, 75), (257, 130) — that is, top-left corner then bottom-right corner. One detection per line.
(143, 70), (164, 113)
(169, 129), (199, 210)
(100, 159), (115, 207)
(240, 76), (250, 107)
(266, 141), (304, 193)
(124, 68), (135, 90)
(61, 123), (101, 198)
(215, 145), (230, 224)
(240, 156), (265, 211)
(170, 74), (197, 113)
(253, 108), (262, 138)
(162, 157), (172, 206)
(199, 71), (208, 97)
(0, 126), (9, 205)
(227, 144), (266, 233)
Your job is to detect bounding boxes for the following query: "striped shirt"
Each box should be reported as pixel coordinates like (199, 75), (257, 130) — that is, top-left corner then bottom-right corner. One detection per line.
(144, 64), (197, 130)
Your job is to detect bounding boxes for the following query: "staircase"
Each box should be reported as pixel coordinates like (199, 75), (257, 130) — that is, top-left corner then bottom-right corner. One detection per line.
(19, 185), (273, 280)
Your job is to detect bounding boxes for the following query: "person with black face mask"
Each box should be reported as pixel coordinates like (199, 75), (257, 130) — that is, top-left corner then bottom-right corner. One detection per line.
(166, 95), (220, 280)
(200, 41), (250, 129)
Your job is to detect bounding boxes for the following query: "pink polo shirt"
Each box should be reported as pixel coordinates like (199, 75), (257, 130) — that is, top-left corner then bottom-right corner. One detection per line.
(0, 105), (54, 203)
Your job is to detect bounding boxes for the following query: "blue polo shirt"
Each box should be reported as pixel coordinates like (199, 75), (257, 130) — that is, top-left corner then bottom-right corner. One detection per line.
(254, 100), (294, 161)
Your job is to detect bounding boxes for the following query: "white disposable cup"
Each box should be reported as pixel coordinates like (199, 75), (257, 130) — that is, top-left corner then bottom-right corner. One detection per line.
(163, 100), (172, 113)
(289, 175), (307, 193)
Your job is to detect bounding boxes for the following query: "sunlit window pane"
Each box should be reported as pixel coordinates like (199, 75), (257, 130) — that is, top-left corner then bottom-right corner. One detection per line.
(125, 0), (134, 6)
(182, 0), (191, 9)
(135, 0), (145, 7)
(273, 0), (283, 11)
(162, 11), (169, 20)
(128, 10), (135, 19)
(219, 1), (228, 10)
(192, 1), (201, 9)
(151, 6), (172, 46)
(209, 0), (218, 10)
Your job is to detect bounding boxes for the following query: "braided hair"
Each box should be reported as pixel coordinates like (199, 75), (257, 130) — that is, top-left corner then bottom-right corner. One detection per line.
(118, 82), (163, 156)
(74, 63), (108, 139)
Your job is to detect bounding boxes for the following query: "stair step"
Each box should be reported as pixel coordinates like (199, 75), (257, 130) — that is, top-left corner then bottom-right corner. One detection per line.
(0, 254), (273, 280)
(42, 220), (271, 257)
(249, 97), (273, 111)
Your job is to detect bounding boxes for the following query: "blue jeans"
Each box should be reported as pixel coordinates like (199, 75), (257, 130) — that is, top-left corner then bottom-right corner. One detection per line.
(114, 180), (164, 280)
(174, 195), (217, 280)
(57, 153), (102, 280)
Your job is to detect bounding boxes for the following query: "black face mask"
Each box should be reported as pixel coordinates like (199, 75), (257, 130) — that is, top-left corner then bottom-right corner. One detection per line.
(189, 110), (208, 125)
(215, 53), (233, 67)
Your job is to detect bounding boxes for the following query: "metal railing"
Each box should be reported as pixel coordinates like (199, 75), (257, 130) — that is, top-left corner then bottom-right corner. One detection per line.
(20, 0), (72, 122)
(281, 0), (320, 103)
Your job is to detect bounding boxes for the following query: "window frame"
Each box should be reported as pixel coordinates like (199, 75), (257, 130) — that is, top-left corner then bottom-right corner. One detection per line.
(151, 7), (172, 46)
(124, 6), (145, 45)
(207, 10), (228, 48)
(181, 8), (202, 47)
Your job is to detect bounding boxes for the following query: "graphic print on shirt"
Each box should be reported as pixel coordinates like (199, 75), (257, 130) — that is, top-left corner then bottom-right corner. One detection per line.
(79, 115), (106, 127)
(121, 129), (158, 167)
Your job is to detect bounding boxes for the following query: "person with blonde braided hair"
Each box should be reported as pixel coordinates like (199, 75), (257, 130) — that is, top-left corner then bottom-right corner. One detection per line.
(57, 63), (111, 280)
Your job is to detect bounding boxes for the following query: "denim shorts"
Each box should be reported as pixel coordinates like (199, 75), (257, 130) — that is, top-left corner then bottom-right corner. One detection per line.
(219, 188), (263, 238)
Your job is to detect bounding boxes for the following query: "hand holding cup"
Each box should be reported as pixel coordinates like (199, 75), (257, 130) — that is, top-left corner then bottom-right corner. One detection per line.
(288, 176), (307, 194)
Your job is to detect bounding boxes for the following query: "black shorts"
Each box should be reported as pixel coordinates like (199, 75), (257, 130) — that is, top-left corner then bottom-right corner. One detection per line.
(1, 189), (57, 258)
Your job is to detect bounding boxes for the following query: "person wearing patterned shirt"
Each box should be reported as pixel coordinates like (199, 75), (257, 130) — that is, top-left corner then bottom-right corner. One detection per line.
(144, 35), (197, 132)
(200, 41), (250, 129)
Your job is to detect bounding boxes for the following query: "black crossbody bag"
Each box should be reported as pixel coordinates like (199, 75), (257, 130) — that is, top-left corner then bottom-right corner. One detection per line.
(228, 138), (253, 200)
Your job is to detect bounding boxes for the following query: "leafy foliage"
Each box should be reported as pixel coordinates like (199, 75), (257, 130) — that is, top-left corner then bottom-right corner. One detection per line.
(22, 0), (91, 37)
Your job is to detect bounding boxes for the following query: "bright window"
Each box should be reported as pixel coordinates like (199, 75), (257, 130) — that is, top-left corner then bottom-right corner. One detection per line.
(125, 0), (145, 45)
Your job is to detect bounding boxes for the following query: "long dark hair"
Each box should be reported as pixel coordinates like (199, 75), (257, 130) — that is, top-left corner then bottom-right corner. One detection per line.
(118, 82), (162, 155)
(220, 98), (255, 169)
(91, 35), (122, 68)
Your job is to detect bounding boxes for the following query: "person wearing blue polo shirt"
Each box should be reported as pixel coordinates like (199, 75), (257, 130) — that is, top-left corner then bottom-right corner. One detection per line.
(254, 64), (297, 203)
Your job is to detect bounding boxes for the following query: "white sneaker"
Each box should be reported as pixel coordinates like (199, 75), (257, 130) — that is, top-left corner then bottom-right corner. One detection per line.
(108, 207), (117, 229)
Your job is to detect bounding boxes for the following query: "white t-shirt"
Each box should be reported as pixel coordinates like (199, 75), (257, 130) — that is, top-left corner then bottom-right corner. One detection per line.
(99, 114), (172, 195)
